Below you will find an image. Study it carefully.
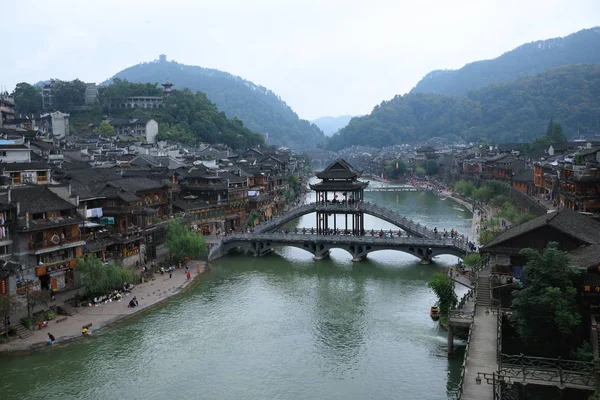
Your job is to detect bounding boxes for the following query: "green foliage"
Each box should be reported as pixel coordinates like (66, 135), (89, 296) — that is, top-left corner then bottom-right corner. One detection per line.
(96, 120), (115, 137)
(411, 27), (600, 95)
(0, 295), (18, 333)
(571, 342), (594, 362)
(427, 272), (457, 316)
(473, 186), (495, 202)
(479, 230), (502, 245)
(328, 64), (600, 149)
(415, 166), (426, 177)
(246, 211), (262, 228)
(288, 174), (301, 198)
(547, 119), (568, 143)
(20, 316), (34, 329)
(45, 312), (56, 320)
(157, 89), (265, 149)
(453, 180), (476, 198)
(385, 160), (408, 179)
(166, 220), (208, 262)
(498, 201), (534, 225)
(490, 194), (510, 207)
(106, 61), (325, 151)
(463, 254), (482, 267)
(50, 79), (87, 110)
(512, 243), (581, 350)
(97, 78), (162, 109)
(11, 82), (42, 114)
(75, 256), (140, 298)
(425, 160), (439, 176)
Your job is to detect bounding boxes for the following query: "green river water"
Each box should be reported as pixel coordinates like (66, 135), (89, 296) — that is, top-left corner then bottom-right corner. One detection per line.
(0, 186), (473, 400)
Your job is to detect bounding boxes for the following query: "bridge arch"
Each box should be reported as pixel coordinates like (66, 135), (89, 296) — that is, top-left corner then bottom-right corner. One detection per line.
(209, 234), (468, 263)
(255, 202), (435, 238)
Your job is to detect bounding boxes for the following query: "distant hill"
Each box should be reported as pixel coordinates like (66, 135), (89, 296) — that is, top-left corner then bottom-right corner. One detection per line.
(327, 64), (600, 150)
(411, 27), (600, 95)
(104, 57), (325, 151)
(312, 115), (356, 136)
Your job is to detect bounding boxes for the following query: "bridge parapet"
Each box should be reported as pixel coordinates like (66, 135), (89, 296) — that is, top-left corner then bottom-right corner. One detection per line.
(253, 201), (435, 238)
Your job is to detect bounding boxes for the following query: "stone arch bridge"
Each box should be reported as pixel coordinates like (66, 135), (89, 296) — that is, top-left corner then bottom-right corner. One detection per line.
(254, 202), (436, 238)
(208, 233), (469, 262)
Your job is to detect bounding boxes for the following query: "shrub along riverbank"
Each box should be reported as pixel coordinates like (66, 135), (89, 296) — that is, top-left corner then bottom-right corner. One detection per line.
(452, 179), (536, 245)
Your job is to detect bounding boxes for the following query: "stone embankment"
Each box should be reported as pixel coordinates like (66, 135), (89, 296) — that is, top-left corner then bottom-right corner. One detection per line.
(0, 262), (207, 355)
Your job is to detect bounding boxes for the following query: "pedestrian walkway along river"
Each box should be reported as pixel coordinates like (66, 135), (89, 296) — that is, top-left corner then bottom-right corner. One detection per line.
(0, 186), (473, 400)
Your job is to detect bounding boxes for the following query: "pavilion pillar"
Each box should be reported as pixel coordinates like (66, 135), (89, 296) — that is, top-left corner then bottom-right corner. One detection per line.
(333, 214), (336, 233)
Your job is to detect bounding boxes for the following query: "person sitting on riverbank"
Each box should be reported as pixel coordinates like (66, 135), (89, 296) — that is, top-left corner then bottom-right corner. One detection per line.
(82, 327), (89, 335)
(128, 297), (138, 308)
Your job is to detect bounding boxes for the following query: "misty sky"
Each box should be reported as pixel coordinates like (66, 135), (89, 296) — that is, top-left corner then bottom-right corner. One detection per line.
(1, 0), (599, 120)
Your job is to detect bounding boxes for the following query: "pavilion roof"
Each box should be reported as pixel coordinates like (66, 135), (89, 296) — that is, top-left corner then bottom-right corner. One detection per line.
(315, 158), (363, 180)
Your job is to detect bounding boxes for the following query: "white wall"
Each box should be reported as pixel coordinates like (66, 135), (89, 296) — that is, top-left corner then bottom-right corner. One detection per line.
(0, 149), (31, 163)
(51, 112), (69, 139)
(145, 119), (159, 144)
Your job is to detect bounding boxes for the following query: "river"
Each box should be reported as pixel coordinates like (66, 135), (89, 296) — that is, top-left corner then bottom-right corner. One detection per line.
(0, 182), (473, 400)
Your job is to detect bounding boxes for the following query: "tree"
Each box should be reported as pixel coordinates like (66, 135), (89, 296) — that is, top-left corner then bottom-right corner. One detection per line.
(385, 160), (408, 179)
(51, 79), (87, 110)
(166, 220), (208, 262)
(427, 272), (457, 317)
(415, 166), (426, 177)
(453, 180), (476, 198)
(463, 254), (482, 268)
(75, 256), (139, 298)
(551, 122), (567, 143)
(511, 243), (581, 353)
(96, 121), (115, 137)
(25, 290), (48, 320)
(425, 160), (439, 176)
(0, 295), (18, 335)
(11, 82), (42, 114)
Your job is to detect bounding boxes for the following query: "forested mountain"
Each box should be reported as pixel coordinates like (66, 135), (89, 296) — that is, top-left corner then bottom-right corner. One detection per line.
(411, 27), (600, 95)
(104, 58), (325, 151)
(327, 64), (600, 150)
(312, 115), (356, 136)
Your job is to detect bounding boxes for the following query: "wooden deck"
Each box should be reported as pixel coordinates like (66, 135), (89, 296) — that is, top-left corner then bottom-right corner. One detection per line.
(461, 306), (498, 400)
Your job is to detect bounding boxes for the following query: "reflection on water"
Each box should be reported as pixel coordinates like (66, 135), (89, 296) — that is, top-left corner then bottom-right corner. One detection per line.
(0, 188), (471, 400)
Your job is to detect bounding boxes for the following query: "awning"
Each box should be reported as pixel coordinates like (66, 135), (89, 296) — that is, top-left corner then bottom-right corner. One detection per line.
(80, 221), (103, 228)
(99, 217), (115, 225)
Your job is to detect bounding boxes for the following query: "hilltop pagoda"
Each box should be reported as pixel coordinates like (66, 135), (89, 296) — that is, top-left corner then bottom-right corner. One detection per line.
(309, 158), (369, 235)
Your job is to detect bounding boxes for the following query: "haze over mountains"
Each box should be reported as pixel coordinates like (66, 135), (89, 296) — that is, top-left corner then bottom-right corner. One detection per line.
(105, 57), (325, 151)
(411, 27), (600, 95)
(328, 27), (600, 150)
(311, 115), (356, 136)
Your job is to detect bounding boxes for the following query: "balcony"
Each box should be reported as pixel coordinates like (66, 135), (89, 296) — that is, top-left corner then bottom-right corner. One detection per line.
(29, 235), (86, 254)
(21, 215), (82, 231)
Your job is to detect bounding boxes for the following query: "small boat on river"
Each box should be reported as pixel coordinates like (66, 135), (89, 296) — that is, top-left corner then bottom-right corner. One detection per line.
(430, 306), (440, 320)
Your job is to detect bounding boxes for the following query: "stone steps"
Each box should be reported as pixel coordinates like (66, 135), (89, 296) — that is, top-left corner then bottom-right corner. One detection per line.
(58, 304), (79, 317)
(15, 324), (33, 339)
(476, 276), (492, 308)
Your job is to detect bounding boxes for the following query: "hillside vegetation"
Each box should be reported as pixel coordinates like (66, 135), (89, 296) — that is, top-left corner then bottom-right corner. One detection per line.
(105, 59), (325, 150)
(328, 64), (600, 150)
(411, 27), (600, 95)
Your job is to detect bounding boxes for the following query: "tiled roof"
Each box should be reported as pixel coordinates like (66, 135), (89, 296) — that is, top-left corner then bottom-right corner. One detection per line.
(10, 186), (75, 214)
(482, 209), (600, 250)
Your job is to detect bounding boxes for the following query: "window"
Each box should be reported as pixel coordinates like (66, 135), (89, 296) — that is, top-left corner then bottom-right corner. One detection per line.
(32, 212), (44, 220)
(0, 151), (6, 157)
